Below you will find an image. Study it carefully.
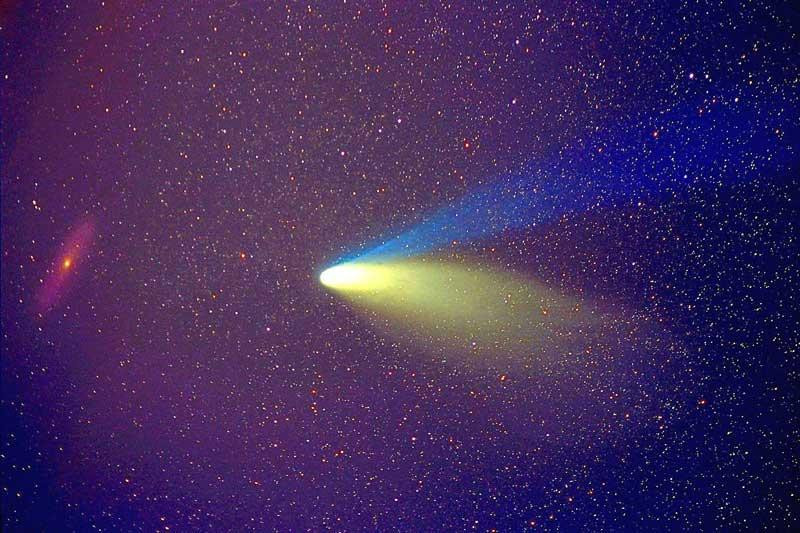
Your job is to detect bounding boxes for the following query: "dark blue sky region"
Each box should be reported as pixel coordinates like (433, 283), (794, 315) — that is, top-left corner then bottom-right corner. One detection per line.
(2, 1), (798, 531)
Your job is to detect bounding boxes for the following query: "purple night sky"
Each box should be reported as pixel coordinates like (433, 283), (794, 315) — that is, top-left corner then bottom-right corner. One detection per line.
(2, 1), (798, 531)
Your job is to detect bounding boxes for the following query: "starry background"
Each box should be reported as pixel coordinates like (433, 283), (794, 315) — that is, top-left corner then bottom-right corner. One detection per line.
(2, 1), (799, 531)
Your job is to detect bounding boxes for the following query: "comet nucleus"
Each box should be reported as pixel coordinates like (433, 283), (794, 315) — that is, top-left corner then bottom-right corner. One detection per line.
(319, 263), (393, 291)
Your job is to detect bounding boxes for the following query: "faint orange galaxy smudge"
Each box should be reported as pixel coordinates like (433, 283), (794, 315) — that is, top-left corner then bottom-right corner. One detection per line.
(34, 219), (96, 314)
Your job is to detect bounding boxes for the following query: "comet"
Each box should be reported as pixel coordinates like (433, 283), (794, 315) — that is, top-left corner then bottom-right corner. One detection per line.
(318, 85), (797, 359)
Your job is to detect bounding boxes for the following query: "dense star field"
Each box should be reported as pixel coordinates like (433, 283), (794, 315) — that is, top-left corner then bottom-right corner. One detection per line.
(2, 1), (798, 531)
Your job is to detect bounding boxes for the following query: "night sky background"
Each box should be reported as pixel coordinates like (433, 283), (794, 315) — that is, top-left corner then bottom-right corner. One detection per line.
(2, 1), (799, 531)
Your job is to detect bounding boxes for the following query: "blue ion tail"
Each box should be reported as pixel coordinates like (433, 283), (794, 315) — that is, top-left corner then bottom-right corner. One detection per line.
(336, 86), (798, 265)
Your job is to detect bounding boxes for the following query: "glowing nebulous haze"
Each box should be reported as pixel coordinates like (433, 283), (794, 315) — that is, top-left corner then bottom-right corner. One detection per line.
(320, 258), (614, 361)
